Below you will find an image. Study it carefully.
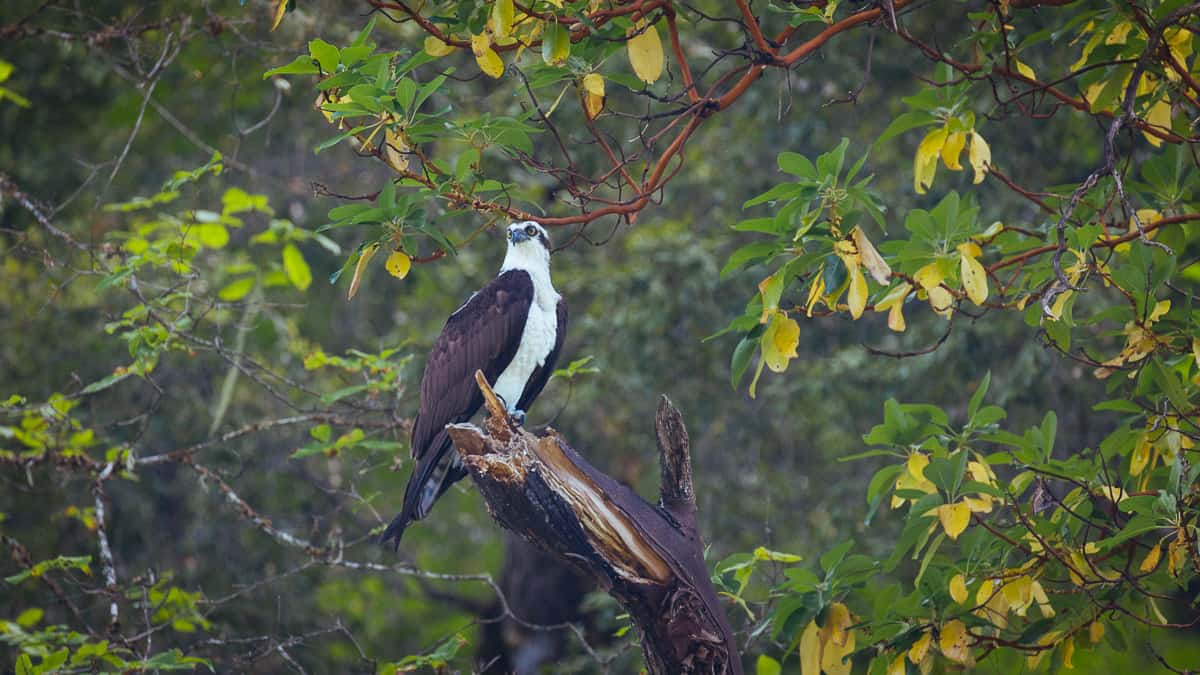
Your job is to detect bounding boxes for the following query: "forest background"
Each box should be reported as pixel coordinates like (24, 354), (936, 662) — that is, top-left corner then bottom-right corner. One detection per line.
(2, 0), (1199, 673)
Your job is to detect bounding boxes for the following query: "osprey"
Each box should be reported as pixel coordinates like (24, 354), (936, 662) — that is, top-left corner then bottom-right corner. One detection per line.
(382, 221), (567, 546)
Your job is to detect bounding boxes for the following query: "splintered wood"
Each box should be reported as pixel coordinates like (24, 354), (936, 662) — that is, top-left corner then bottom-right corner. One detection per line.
(446, 370), (740, 674)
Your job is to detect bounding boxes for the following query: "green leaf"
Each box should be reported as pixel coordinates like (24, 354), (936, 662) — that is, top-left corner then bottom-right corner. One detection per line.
(967, 371), (991, 419)
(15, 607), (43, 628)
(80, 370), (133, 395)
(218, 277), (256, 302)
(352, 15), (378, 48)
(263, 55), (319, 78)
(308, 39), (339, 73)
(756, 655), (782, 675)
(877, 111), (937, 143)
(721, 242), (779, 278)
(724, 331), (753, 389)
(1152, 358), (1189, 412)
(778, 152), (815, 178)
(282, 244), (312, 291)
(542, 22), (570, 65)
(190, 223), (229, 249)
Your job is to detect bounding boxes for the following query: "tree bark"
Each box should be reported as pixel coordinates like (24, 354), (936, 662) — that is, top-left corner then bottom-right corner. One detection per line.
(446, 372), (741, 675)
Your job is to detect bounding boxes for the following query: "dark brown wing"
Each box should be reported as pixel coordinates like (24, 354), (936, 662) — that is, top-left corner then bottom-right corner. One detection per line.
(381, 270), (533, 547)
(516, 297), (568, 412)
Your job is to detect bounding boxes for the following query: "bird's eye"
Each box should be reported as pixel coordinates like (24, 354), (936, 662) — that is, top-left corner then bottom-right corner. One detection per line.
(525, 225), (537, 237)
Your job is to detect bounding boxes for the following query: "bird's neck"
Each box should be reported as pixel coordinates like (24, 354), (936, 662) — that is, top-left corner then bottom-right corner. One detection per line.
(500, 248), (558, 307)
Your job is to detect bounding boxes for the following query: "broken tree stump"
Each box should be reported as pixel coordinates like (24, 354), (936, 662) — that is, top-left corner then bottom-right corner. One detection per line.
(444, 371), (741, 675)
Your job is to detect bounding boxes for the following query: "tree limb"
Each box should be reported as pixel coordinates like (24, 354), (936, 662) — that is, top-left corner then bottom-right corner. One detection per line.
(445, 371), (741, 674)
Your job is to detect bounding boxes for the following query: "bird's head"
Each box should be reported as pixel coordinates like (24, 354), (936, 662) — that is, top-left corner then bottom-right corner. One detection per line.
(507, 221), (550, 250)
(501, 221), (553, 272)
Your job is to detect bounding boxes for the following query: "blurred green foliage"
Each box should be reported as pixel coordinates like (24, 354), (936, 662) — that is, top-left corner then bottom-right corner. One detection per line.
(2, 0), (1199, 673)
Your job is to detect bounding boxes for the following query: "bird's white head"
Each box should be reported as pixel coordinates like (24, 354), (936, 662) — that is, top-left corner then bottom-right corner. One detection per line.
(500, 221), (552, 274)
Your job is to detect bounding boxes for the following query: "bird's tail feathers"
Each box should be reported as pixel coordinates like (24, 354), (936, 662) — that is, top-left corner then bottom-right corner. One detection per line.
(380, 433), (464, 550)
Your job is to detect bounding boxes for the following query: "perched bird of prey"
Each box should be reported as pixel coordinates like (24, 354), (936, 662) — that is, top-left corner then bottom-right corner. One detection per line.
(382, 221), (567, 547)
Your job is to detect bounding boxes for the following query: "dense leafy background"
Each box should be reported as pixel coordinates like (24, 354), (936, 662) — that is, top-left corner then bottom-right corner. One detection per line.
(2, 1), (1199, 673)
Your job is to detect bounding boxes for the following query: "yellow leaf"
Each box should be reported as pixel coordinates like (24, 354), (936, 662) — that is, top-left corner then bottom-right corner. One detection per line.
(821, 628), (854, 675)
(799, 620), (821, 675)
(581, 73), (605, 119)
(907, 453), (930, 479)
(1062, 635), (1075, 669)
(939, 619), (972, 665)
(1027, 631), (1061, 670)
(282, 243), (312, 292)
(1031, 580), (1054, 617)
(888, 302), (906, 332)
(491, 0), (515, 38)
(967, 459), (996, 485)
(1105, 21), (1134, 45)
(761, 312), (800, 373)
(853, 227), (891, 284)
(928, 286), (954, 318)
(819, 605), (855, 675)
(805, 270), (826, 318)
(914, 127), (947, 194)
(1131, 209), (1162, 238)
(938, 502), (971, 540)
(968, 131), (991, 183)
(824, 602), (853, 646)
(424, 36), (457, 57)
(383, 129), (409, 171)
(887, 652), (907, 675)
(973, 221), (1004, 241)
(1001, 575), (1033, 615)
(1071, 29), (1102, 71)
(1089, 621), (1105, 644)
(1048, 289), (1073, 321)
(271, 0), (288, 31)
(385, 250), (412, 279)
(471, 34), (505, 78)
(908, 629), (931, 664)
(1131, 434), (1153, 476)
(957, 242), (989, 305)
(1015, 59), (1036, 80)
(949, 573), (969, 604)
(964, 495), (993, 514)
(941, 131), (966, 171)
(1143, 97), (1172, 147)
(626, 20), (664, 84)
(975, 578), (1011, 628)
(1140, 542), (1162, 572)
(914, 262), (944, 291)
(847, 263), (867, 319)
(348, 243), (379, 300)
(874, 282), (911, 333)
(1164, 28), (1193, 83)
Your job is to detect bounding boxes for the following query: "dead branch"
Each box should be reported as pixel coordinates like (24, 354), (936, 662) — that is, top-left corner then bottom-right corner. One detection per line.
(444, 371), (740, 674)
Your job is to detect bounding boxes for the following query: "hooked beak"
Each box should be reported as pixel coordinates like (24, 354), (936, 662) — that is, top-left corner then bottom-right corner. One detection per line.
(509, 229), (530, 244)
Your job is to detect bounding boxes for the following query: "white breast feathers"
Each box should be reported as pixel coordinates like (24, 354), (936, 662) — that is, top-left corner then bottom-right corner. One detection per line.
(491, 273), (559, 411)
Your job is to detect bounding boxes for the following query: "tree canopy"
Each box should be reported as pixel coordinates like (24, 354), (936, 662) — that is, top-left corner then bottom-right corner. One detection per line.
(2, 0), (1200, 673)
